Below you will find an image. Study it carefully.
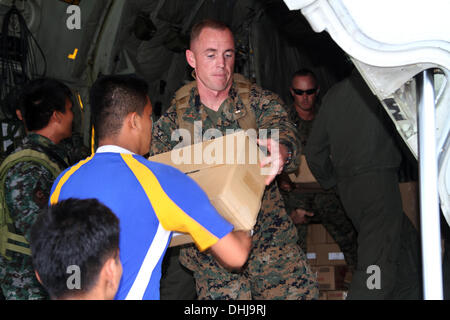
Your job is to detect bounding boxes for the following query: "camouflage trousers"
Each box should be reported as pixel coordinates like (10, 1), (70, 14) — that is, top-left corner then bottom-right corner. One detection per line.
(0, 255), (48, 300)
(281, 189), (358, 269)
(180, 243), (318, 300)
(179, 183), (318, 300)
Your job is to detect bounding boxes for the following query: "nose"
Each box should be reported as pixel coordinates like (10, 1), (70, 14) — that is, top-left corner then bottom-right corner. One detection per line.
(217, 55), (225, 68)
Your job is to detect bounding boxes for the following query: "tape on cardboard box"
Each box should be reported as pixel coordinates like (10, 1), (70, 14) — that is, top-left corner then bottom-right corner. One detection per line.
(326, 290), (348, 300)
(315, 243), (346, 265)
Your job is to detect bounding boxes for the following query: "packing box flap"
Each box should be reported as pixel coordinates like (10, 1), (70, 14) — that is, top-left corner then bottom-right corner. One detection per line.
(148, 131), (267, 246)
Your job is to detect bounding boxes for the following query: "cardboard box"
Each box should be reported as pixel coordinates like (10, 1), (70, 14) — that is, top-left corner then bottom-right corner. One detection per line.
(306, 244), (317, 266)
(318, 291), (328, 300)
(148, 131), (267, 247)
(315, 243), (346, 266)
(288, 155), (317, 183)
(326, 228), (336, 244)
(168, 233), (194, 247)
(312, 265), (348, 291)
(308, 224), (335, 244)
(326, 290), (348, 300)
(399, 181), (419, 230)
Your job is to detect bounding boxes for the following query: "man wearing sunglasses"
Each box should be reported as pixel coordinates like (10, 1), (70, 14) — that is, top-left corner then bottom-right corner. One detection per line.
(278, 69), (358, 275)
(305, 68), (422, 299)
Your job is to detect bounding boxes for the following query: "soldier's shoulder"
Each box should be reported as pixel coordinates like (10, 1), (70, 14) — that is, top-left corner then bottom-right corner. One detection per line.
(250, 84), (284, 105)
(156, 105), (178, 124)
(4, 157), (54, 186)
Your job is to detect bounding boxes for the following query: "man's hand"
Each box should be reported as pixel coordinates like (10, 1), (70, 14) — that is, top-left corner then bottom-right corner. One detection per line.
(290, 208), (314, 224)
(277, 173), (294, 192)
(258, 138), (289, 185)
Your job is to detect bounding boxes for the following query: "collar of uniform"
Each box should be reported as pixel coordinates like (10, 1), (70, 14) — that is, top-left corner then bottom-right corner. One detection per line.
(26, 132), (57, 149)
(290, 103), (318, 124)
(21, 132), (69, 167)
(96, 145), (134, 154)
(182, 82), (246, 123)
(222, 83), (246, 122)
(181, 86), (204, 122)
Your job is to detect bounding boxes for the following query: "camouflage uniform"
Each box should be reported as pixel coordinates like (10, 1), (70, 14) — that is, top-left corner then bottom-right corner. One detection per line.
(281, 105), (358, 269)
(0, 133), (69, 300)
(60, 132), (91, 166)
(151, 79), (318, 300)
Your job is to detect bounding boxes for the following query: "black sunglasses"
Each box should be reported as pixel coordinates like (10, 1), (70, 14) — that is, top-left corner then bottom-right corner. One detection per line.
(292, 88), (317, 95)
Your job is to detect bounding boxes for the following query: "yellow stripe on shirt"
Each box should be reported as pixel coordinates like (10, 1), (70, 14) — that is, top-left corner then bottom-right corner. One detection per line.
(50, 155), (95, 205)
(120, 154), (218, 251)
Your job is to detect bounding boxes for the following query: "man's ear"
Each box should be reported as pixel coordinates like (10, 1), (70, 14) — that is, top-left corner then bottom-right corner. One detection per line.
(186, 49), (196, 69)
(51, 110), (62, 124)
(16, 109), (23, 121)
(128, 112), (140, 130)
(34, 270), (43, 285)
(102, 254), (122, 299)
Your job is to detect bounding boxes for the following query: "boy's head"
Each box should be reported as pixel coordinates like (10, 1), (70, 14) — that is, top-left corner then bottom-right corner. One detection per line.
(30, 198), (121, 300)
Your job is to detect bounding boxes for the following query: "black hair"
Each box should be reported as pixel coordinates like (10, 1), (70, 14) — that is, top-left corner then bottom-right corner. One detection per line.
(89, 74), (149, 140)
(20, 78), (73, 131)
(292, 68), (318, 85)
(30, 198), (120, 299)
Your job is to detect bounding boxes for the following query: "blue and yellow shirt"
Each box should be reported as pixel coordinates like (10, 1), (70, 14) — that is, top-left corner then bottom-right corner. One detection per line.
(49, 145), (233, 300)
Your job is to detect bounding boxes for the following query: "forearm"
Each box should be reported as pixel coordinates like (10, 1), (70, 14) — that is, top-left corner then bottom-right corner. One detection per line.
(255, 94), (300, 174)
(209, 230), (252, 272)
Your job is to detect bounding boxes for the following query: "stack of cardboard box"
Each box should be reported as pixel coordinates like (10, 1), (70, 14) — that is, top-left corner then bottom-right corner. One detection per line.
(306, 223), (349, 300)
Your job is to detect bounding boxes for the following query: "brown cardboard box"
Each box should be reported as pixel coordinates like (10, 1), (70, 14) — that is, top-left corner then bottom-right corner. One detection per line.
(310, 224), (327, 244)
(326, 290), (348, 300)
(306, 243), (317, 266)
(315, 243), (346, 266)
(309, 224), (335, 244)
(399, 181), (419, 230)
(326, 228), (336, 244)
(288, 155), (317, 183)
(148, 131), (267, 247)
(318, 291), (328, 300)
(312, 265), (348, 291)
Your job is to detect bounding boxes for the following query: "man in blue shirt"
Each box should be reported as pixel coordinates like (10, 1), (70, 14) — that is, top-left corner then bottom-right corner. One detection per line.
(49, 74), (252, 300)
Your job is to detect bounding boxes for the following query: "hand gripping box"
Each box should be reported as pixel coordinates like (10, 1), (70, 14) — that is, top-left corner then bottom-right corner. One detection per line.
(148, 131), (267, 247)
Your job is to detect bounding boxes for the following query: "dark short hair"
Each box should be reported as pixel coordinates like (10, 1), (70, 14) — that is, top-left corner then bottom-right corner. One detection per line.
(292, 68), (318, 85)
(89, 74), (149, 140)
(20, 78), (73, 131)
(30, 198), (120, 299)
(190, 19), (232, 48)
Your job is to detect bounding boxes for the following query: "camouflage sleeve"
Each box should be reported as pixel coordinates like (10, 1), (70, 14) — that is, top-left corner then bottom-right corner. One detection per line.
(4, 162), (55, 241)
(150, 104), (180, 156)
(252, 87), (301, 173)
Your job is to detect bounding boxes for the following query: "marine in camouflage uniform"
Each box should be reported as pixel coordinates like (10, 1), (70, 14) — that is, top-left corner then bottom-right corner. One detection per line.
(151, 79), (318, 300)
(281, 104), (358, 269)
(0, 133), (69, 300)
